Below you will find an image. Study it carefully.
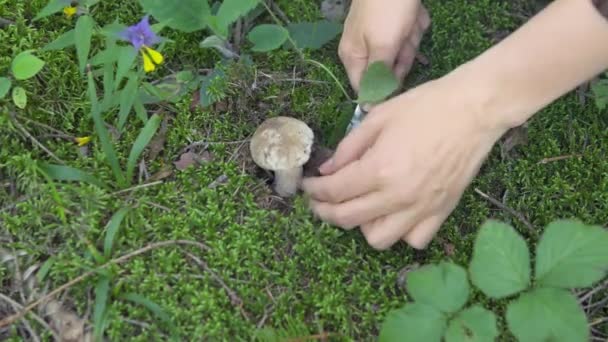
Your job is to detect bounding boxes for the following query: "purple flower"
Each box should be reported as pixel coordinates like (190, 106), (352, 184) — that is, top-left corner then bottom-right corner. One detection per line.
(119, 15), (161, 50)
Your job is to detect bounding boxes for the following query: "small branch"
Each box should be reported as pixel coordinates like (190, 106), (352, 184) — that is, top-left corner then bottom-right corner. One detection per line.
(579, 279), (608, 304)
(538, 154), (580, 164)
(110, 180), (164, 196)
(11, 115), (64, 164)
(474, 188), (534, 230)
(0, 240), (210, 328)
(0, 293), (59, 341)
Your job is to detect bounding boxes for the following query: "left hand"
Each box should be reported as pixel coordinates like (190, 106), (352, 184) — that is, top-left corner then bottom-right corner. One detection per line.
(302, 76), (509, 250)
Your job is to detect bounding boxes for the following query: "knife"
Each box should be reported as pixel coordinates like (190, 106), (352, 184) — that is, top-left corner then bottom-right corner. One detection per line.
(345, 103), (369, 135)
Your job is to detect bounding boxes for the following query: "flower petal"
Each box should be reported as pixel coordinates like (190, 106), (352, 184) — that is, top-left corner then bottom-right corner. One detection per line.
(142, 51), (156, 73)
(143, 46), (164, 65)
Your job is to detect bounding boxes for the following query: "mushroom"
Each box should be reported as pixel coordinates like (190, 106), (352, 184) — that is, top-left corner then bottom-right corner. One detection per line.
(250, 116), (314, 197)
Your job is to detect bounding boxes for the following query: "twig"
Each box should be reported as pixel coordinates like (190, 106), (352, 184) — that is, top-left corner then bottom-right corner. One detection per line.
(0, 293), (58, 341)
(181, 138), (250, 154)
(474, 188), (534, 230)
(580, 280), (608, 304)
(590, 317), (608, 327)
(256, 304), (273, 328)
(267, 0), (291, 24)
(11, 116), (64, 164)
(110, 180), (164, 196)
(0, 17), (14, 27)
(0, 240), (210, 328)
(17, 116), (74, 138)
(538, 154), (580, 164)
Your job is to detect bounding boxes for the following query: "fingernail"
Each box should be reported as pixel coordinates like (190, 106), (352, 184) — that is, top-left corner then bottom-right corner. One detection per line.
(319, 158), (334, 174)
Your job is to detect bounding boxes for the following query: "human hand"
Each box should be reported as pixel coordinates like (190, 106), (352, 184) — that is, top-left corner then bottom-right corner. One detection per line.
(302, 76), (509, 250)
(339, 0), (431, 92)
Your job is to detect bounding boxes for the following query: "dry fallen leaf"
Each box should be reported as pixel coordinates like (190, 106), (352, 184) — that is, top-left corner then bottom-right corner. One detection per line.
(148, 165), (174, 182)
(174, 151), (213, 171)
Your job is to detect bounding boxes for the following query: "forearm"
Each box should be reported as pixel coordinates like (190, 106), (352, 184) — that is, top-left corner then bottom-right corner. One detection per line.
(451, 0), (608, 131)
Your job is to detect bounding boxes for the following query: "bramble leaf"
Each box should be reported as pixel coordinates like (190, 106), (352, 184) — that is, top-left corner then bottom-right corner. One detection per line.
(0, 77), (11, 99)
(445, 305), (498, 342)
(139, 0), (211, 33)
(379, 303), (446, 342)
(357, 61), (399, 104)
(248, 24), (289, 52)
(535, 219), (608, 288)
(469, 220), (530, 298)
(407, 262), (469, 313)
(11, 51), (45, 80)
(287, 20), (342, 50)
(506, 287), (588, 342)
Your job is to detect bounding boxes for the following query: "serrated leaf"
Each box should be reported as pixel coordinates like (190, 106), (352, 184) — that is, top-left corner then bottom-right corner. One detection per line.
(0, 77), (11, 99)
(407, 262), (469, 313)
(11, 51), (45, 80)
(42, 29), (75, 51)
(38, 163), (106, 189)
(75, 15), (94, 73)
(103, 207), (130, 258)
(445, 305), (498, 342)
(93, 276), (111, 341)
(535, 219), (608, 288)
(247, 24), (289, 52)
(357, 61), (399, 104)
(469, 220), (531, 298)
(117, 74), (139, 131)
(139, 0), (211, 33)
(12, 86), (27, 109)
(215, 0), (259, 37)
(506, 287), (588, 342)
(115, 46), (137, 89)
(126, 114), (162, 182)
(287, 20), (342, 50)
(34, 0), (72, 21)
(379, 303), (446, 342)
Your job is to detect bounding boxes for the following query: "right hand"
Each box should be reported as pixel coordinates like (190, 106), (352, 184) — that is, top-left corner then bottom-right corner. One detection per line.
(338, 0), (431, 92)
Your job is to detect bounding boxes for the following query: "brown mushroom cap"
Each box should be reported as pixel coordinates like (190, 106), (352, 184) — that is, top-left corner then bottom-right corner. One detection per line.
(250, 116), (314, 171)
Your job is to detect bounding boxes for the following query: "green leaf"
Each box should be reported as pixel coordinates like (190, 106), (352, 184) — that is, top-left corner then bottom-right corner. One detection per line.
(42, 29), (75, 51)
(100, 21), (128, 39)
(407, 262), (469, 313)
(38, 163), (106, 189)
(87, 70), (125, 186)
(357, 61), (399, 104)
(139, 0), (211, 33)
(121, 293), (179, 340)
(133, 96), (148, 123)
(215, 0), (259, 37)
(34, 0), (72, 21)
(75, 15), (94, 73)
(0, 77), (11, 99)
(199, 68), (225, 107)
(445, 305), (498, 342)
(506, 287), (588, 342)
(103, 207), (130, 258)
(11, 51), (45, 80)
(118, 74), (139, 131)
(200, 35), (238, 58)
(126, 114), (162, 182)
(247, 24), (289, 52)
(379, 303), (446, 342)
(469, 220), (531, 298)
(12, 86), (27, 109)
(36, 258), (55, 282)
(93, 276), (111, 341)
(287, 21), (343, 50)
(115, 46), (137, 89)
(535, 219), (608, 288)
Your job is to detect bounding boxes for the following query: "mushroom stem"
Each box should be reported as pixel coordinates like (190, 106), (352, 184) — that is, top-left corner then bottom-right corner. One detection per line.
(273, 167), (303, 197)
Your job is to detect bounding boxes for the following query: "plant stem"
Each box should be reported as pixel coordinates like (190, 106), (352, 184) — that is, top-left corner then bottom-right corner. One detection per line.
(305, 59), (352, 101)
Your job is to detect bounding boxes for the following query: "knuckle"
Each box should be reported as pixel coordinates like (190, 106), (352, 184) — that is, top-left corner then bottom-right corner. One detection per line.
(332, 208), (356, 229)
(363, 230), (390, 250)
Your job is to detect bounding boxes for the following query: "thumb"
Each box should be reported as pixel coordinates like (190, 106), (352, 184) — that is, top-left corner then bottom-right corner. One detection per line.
(320, 110), (387, 175)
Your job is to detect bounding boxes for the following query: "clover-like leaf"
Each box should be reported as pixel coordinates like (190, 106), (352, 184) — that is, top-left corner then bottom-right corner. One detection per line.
(445, 305), (498, 342)
(247, 24), (289, 52)
(469, 220), (531, 298)
(287, 20), (342, 50)
(506, 287), (588, 342)
(357, 61), (399, 104)
(11, 51), (45, 80)
(379, 303), (446, 342)
(535, 219), (608, 288)
(0, 77), (11, 99)
(12, 86), (27, 109)
(407, 262), (469, 313)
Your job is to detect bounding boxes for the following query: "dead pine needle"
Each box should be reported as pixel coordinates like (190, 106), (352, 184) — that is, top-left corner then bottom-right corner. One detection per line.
(0, 240), (210, 329)
(474, 188), (534, 231)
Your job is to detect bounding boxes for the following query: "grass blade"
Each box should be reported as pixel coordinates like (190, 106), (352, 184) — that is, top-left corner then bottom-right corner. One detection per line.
(121, 293), (179, 341)
(34, 0), (71, 21)
(103, 207), (130, 258)
(93, 276), (111, 341)
(125, 113), (162, 183)
(87, 69), (126, 186)
(42, 29), (75, 51)
(133, 95), (148, 123)
(115, 46), (137, 90)
(75, 15), (94, 74)
(38, 162), (106, 189)
(118, 73), (139, 131)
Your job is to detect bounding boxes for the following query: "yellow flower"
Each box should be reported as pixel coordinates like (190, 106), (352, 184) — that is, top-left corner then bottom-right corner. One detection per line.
(141, 46), (164, 73)
(74, 136), (91, 147)
(63, 6), (77, 19)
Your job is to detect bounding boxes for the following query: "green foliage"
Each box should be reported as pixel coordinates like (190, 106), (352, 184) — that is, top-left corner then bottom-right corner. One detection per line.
(139, 0), (211, 32)
(287, 21), (343, 50)
(591, 76), (608, 111)
(94, 276), (111, 340)
(11, 51), (45, 81)
(42, 29), (75, 51)
(125, 113), (162, 182)
(75, 15), (95, 73)
(469, 220), (530, 298)
(103, 207), (131, 258)
(38, 163), (106, 189)
(248, 24), (289, 52)
(357, 61), (399, 104)
(34, 0), (72, 21)
(0, 77), (12, 99)
(11, 86), (27, 109)
(379, 220), (608, 341)
(213, 0), (259, 37)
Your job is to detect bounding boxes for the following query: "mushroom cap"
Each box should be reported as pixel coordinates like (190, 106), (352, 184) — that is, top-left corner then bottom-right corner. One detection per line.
(250, 116), (314, 171)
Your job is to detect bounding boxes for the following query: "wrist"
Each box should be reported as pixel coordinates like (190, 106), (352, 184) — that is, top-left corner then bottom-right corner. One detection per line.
(444, 0), (608, 132)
